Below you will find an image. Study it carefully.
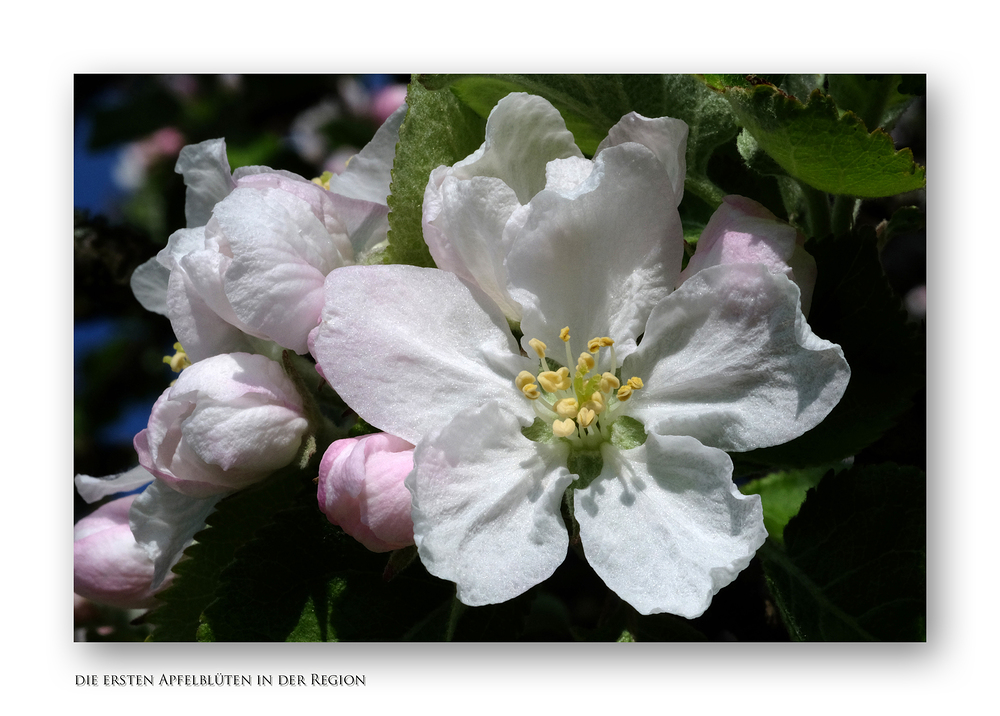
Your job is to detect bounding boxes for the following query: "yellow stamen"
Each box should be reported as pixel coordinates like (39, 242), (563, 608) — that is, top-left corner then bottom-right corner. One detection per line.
(599, 337), (615, 347)
(627, 377), (644, 390)
(552, 419), (577, 438)
(577, 352), (595, 373)
(521, 383), (541, 400)
(529, 338), (547, 359)
(587, 338), (602, 353)
(583, 391), (606, 415)
(515, 370), (536, 391)
(554, 398), (579, 419)
(559, 327), (571, 342)
(162, 342), (191, 373)
(577, 407), (596, 428)
(600, 372), (620, 393)
(617, 385), (633, 401)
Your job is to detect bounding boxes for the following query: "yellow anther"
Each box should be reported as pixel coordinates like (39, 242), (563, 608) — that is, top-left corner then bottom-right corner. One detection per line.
(554, 398), (579, 419)
(583, 391), (607, 415)
(627, 376), (644, 390)
(528, 338), (547, 359)
(552, 419), (577, 438)
(559, 327), (571, 342)
(162, 342), (192, 374)
(600, 337), (614, 347)
(577, 407), (596, 429)
(515, 371), (536, 391)
(577, 352), (596, 373)
(311, 171), (334, 191)
(537, 367), (571, 392)
(600, 372), (620, 393)
(587, 338), (602, 353)
(617, 385), (633, 401)
(521, 383), (541, 400)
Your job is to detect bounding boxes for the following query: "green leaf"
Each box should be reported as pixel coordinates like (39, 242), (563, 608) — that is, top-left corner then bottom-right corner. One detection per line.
(716, 83), (925, 197)
(199, 498), (453, 641)
(420, 74), (738, 208)
(826, 74), (919, 132)
(760, 462), (925, 641)
(145, 464), (310, 641)
(739, 466), (832, 545)
(383, 79), (486, 267)
(733, 226), (924, 470)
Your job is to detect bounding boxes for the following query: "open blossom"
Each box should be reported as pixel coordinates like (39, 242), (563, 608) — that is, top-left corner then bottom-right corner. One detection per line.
(679, 194), (817, 315)
(317, 433), (415, 552)
(309, 94), (850, 618)
(130, 103), (406, 360)
(134, 352), (310, 498)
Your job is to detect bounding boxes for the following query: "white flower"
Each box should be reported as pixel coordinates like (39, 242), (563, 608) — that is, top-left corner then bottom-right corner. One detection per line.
(130, 104), (406, 360)
(309, 97), (850, 617)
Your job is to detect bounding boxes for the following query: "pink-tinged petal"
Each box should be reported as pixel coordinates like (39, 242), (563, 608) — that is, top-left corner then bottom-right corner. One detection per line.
(311, 265), (533, 445)
(135, 353), (309, 496)
(679, 195), (816, 314)
(216, 187), (347, 354)
(174, 138), (235, 227)
(165, 260), (257, 362)
(626, 263), (850, 453)
(318, 433), (415, 552)
(450, 92), (582, 204)
(575, 434), (765, 618)
(408, 402), (574, 606)
(74, 494), (164, 609)
(596, 112), (688, 206)
(507, 142), (683, 362)
(423, 173), (523, 321)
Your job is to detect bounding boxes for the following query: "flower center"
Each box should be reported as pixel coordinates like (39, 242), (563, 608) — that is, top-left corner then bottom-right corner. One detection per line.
(515, 327), (644, 449)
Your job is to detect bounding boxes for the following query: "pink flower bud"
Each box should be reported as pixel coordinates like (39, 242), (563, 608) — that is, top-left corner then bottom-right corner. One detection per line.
(134, 352), (309, 498)
(317, 433), (415, 552)
(74, 494), (167, 609)
(680, 195), (817, 314)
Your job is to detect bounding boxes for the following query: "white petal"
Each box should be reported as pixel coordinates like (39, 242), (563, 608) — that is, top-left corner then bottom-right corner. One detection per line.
(166, 256), (257, 362)
(596, 113), (688, 206)
(409, 402), (574, 606)
(575, 434), (765, 618)
(130, 257), (170, 315)
(451, 92), (582, 203)
(507, 143), (683, 362)
(216, 188), (347, 354)
(423, 173), (522, 321)
(311, 265), (533, 444)
(175, 138), (235, 227)
(326, 102), (407, 205)
(129, 479), (224, 588)
(75, 465), (154, 504)
(626, 263), (850, 452)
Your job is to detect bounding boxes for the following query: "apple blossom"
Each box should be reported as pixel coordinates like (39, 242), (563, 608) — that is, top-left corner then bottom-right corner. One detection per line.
(74, 494), (167, 609)
(317, 433), (415, 552)
(310, 103), (850, 616)
(130, 103), (407, 360)
(134, 352), (310, 498)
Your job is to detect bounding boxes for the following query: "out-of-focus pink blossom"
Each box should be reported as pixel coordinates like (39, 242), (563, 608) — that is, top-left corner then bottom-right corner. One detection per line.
(134, 352), (309, 498)
(679, 195), (817, 315)
(74, 494), (167, 609)
(370, 84), (408, 125)
(317, 433), (415, 553)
